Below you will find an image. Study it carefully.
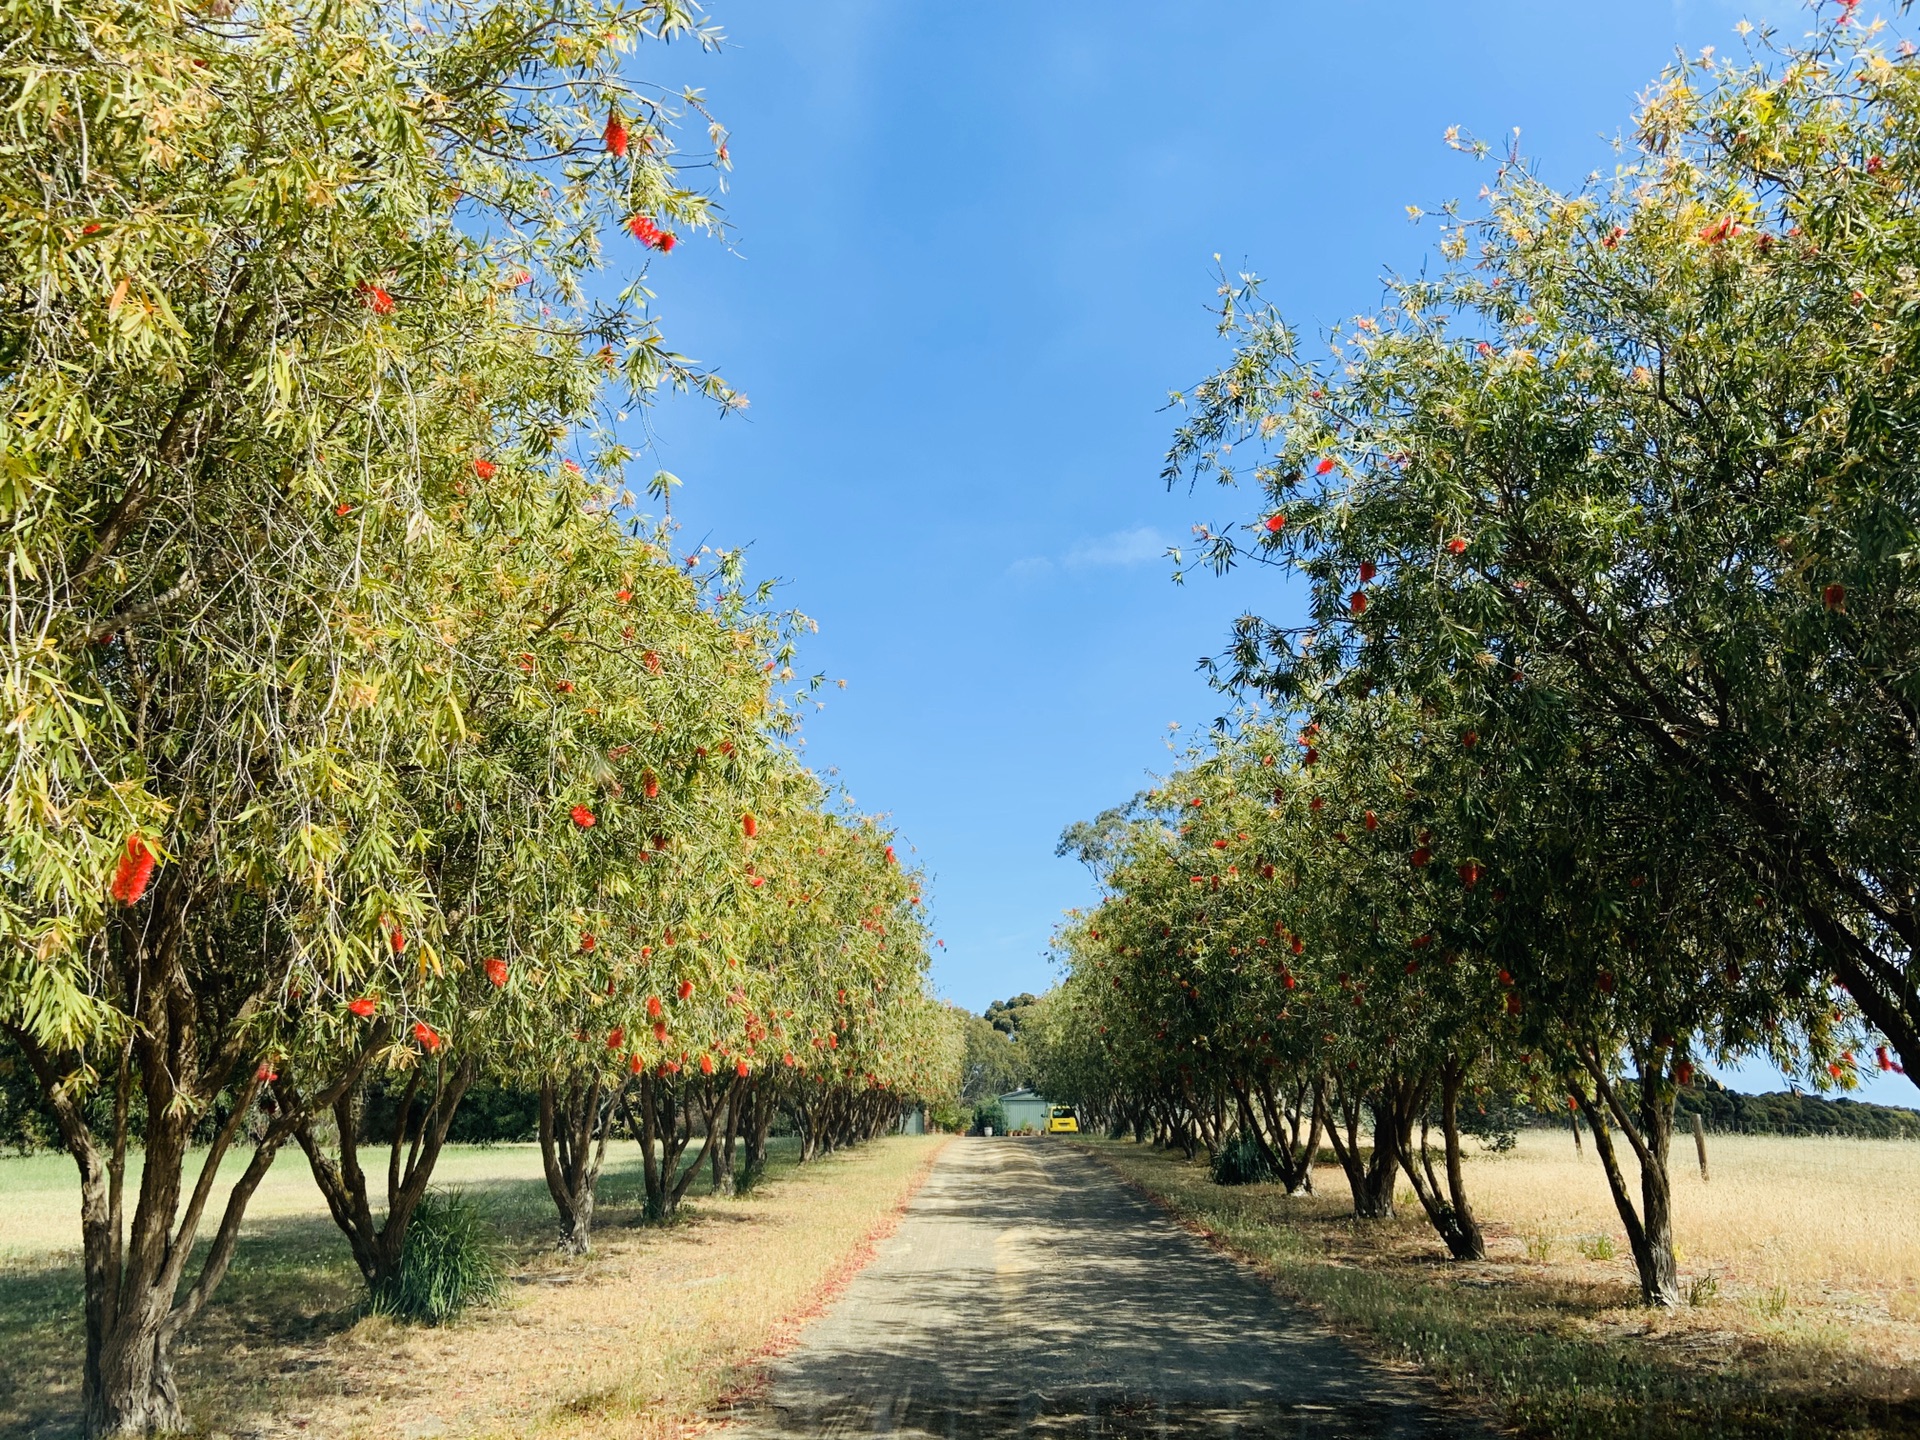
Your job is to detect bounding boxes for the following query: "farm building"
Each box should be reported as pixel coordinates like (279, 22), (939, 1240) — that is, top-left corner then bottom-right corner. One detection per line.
(997, 1088), (1052, 1133)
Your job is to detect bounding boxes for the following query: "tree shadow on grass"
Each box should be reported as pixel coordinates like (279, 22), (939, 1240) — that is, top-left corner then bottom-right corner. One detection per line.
(0, 1146), (764, 1439)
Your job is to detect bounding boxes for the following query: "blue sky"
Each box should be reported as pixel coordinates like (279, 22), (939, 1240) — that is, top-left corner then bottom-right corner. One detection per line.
(630, 0), (1916, 1106)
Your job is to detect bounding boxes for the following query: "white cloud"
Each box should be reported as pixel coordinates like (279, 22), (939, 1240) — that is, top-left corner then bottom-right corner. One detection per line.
(1062, 525), (1168, 570)
(1005, 526), (1170, 580)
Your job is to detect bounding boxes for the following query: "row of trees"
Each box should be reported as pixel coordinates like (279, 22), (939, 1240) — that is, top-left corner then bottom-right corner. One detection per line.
(0, 2), (958, 1435)
(1042, 15), (1915, 1309)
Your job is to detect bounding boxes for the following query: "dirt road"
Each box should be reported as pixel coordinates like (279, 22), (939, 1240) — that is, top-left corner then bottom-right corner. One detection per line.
(730, 1138), (1480, 1438)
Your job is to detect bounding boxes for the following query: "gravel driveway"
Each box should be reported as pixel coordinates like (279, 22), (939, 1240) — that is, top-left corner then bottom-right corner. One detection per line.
(729, 1137), (1483, 1437)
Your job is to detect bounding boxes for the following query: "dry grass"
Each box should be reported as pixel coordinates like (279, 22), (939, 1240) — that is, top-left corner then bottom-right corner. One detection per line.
(0, 1136), (947, 1440)
(1468, 1129), (1920, 1322)
(1086, 1132), (1920, 1440)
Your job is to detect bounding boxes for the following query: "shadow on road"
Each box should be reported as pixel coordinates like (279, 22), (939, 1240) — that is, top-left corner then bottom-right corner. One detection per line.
(734, 1139), (1480, 1438)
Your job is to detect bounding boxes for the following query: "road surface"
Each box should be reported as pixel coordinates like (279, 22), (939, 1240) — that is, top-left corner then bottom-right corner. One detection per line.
(730, 1138), (1482, 1438)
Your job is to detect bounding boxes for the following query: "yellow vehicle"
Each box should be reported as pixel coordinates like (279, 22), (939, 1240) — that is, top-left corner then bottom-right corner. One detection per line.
(1046, 1105), (1080, 1134)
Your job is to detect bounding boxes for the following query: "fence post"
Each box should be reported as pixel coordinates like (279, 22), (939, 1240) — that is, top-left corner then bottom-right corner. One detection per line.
(1691, 1111), (1710, 1181)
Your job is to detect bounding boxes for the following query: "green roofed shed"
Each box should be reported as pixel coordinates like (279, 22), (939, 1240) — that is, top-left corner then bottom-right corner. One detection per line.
(998, 1088), (1051, 1134)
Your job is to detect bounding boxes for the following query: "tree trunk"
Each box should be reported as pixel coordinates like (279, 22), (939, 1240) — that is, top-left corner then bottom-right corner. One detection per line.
(1323, 1075), (1398, 1219)
(1569, 1043), (1681, 1307)
(294, 1052), (477, 1294)
(6, 916), (378, 1437)
(539, 1069), (613, 1253)
(1397, 1060), (1485, 1260)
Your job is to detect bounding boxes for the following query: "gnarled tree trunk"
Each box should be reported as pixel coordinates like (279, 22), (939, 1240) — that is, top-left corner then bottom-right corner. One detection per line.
(539, 1069), (615, 1252)
(293, 1052), (478, 1295)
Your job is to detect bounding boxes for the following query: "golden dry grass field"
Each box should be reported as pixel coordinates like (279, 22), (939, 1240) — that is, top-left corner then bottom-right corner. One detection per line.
(1088, 1130), (1920, 1440)
(0, 1135), (946, 1440)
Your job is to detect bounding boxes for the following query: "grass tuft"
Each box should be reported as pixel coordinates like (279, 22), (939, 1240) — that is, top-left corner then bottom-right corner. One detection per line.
(369, 1190), (505, 1325)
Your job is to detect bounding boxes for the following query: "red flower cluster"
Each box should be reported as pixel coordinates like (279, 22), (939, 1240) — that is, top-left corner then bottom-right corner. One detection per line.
(412, 1021), (441, 1052)
(743, 812), (758, 839)
(678, 979), (694, 1000)
(485, 957), (508, 988)
(348, 996), (377, 1018)
(357, 282), (394, 314)
(604, 111), (629, 158)
(473, 458), (496, 480)
(625, 214), (678, 251)
(109, 835), (157, 905)
(570, 804), (596, 829)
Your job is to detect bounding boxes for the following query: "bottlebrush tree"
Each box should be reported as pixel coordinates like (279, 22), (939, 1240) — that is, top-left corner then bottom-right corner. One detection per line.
(1165, 18), (1917, 1107)
(0, 1), (746, 1432)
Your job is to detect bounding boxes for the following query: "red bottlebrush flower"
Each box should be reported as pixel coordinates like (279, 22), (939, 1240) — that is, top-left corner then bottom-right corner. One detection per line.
(1282, 972), (1297, 990)
(484, 957), (508, 988)
(82, 222), (101, 235)
(735, 1059), (749, 1078)
(1308, 797), (1324, 812)
(647, 996), (663, 1019)
(678, 979), (694, 1000)
(1289, 937), (1304, 955)
(517, 653), (535, 671)
(570, 804), (596, 828)
(827, 1034), (838, 1049)
(616, 588), (632, 602)
(1363, 810), (1378, 831)
(653, 1021), (669, 1043)
(1603, 225), (1624, 248)
(1412, 933), (1433, 949)
(1823, 583), (1846, 612)
(1446, 536), (1468, 556)
(748, 874), (765, 888)
(1878, 1046), (1897, 1072)
(630, 1051), (644, 1074)
(358, 282), (394, 314)
(1461, 731), (1478, 748)
(604, 112), (629, 158)
(1476, 341), (1493, 356)
(699, 1053), (715, 1075)
(389, 924), (406, 954)
(607, 1028), (624, 1050)
(885, 845), (897, 864)
(743, 812), (758, 839)
(109, 835), (158, 905)
(1699, 216), (1739, 245)
(1358, 561), (1377, 583)
(643, 650), (663, 674)
(1867, 154), (1885, 174)
(783, 1052), (796, 1067)
(1675, 1061), (1694, 1087)
(1505, 993), (1523, 1015)
(627, 214), (659, 244)
(334, 502), (352, 517)
(1408, 846), (1432, 868)
(1497, 969), (1513, 985)
(657, 232), (677, 252)
(554, 679), (576, 694)
(1314, 457), (1334, 475)
(580, 932), (596, 951)
(1210, 838), (1228, 850)
(348, 996), (377, 1018)
(256, 1062), (278, 1082)
(1301, 746), (1318, 767)
(1458, 861), (1481, 889)
(1349, 590), (1368, 616)
(473, 459), (496, 480)
(1828, 1061), (1845, 1078)
(1264, 514), (1287, 533)
(412, 1021), (441, 1052)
